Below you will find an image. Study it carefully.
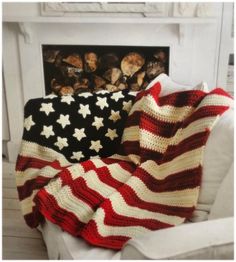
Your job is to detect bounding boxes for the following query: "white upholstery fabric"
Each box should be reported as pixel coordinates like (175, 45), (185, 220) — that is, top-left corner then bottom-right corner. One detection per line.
(190, 108), (234, 222)
(121, 217), (234, 260)
(39, 220), (120, 260)
(208, 162), (234, 220)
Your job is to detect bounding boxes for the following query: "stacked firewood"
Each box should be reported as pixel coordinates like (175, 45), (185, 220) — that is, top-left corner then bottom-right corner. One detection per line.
(43, 48), (168, 95)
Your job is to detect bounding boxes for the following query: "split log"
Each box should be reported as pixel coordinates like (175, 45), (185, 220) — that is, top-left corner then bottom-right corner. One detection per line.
(117, 83), (127, 90)
(63, 53), (83, 69)
(130, 83), (142, 91)
(99, 53), (120, 71)
(67, 67), (83, 77)
(105, 84), (120, 92)
(153, 50), (167, 63)
(93, 75), (106, 89)
(54, 52), (63, 67)
(73, 78), (89, 91)
(146, 60), (165, 79)
(43, 50), (60, 63)
(103, 68), (122, 85)
(137, 71), (146, 87)
(59, 86), (74, 96)
(51, 78), (62, 94)
(121, 52), (145, 77)
(84, 52), (98, 72)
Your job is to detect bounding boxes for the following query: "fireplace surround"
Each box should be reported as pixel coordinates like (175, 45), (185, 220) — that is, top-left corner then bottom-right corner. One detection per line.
(3, 2), (231, 162)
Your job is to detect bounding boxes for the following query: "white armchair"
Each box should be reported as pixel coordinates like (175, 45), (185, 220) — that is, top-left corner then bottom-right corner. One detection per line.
(39, 76), (234, 260)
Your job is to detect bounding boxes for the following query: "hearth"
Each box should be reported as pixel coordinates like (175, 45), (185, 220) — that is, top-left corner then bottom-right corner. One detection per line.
(43, 45), (169, 95)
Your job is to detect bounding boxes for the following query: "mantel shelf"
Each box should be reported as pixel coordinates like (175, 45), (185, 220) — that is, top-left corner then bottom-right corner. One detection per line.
(3, 16), (217, 24)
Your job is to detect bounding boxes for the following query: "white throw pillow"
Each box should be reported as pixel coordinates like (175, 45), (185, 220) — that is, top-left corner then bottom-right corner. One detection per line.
(146, 73), (209, 95)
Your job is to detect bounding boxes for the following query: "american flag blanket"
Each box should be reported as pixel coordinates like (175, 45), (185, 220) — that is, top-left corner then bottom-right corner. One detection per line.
(16, 83), (233, 250)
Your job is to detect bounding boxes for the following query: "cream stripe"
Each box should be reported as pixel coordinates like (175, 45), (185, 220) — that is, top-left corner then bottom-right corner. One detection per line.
(141, 148), (203, 180)
(106, 163), (131, 183)
(91, 159), (108, 168)
(20, 190), (37, 215)
(122, 126), (139, 142)
(67, 164), (85, 180)
(19, 140), (71, 166)
(145, 95), (194, 123)
(44, 177), (63, 196)
(197, 94), (233, 108)
(109, 154), (133, 162)
(126, 176), (200, 207)
(16, 166), (60, 187)
(110, 193), (185, 225)
(93, 208), (150, 238)
(127, 154), (141, 165)
(92, 197), (184, 238)
(46, 185), (94, 224)
(83, 170), (116, 197)
(140, 116), (218, 153)
(128, 97), (143, 115)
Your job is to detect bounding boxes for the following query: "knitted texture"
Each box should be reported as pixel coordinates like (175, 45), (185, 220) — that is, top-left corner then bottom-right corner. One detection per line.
(15, 82), (233, 250)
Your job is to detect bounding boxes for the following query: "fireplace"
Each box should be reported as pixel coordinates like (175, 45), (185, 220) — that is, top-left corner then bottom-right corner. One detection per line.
(3, 2), (226, 162)
(42, 45), (169, 95)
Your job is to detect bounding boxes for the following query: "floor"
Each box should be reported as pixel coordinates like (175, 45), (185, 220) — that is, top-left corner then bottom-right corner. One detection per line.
(2, 161), (49, 260)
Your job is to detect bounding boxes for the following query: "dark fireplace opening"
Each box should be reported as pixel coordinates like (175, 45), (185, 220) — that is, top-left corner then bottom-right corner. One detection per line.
(42, 45), (170, 95)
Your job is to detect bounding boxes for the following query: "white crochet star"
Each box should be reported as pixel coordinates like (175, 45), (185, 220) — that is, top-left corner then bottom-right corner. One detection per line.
(96, 90), (109, 95)
(78, 104), (91, 118)
(90, 140), (103, 153)
(129, 91), (138, 96)
(45, 94), (57, 99)
(105, 128), (118, 141)
(73, 128), (86, 141)
(92, 116), (104, 130)
(96, 97), (108, 110)
(71, 151), (84, 161)
(24, 115), (35, 131)
(111, 91), (124, 102)
(40, 125), (55, 139)
(61, 95), (75, 105)
(123, 100), (133, 112)
(109, 110), (121, 123)
(54, 136), (68, 150)
(57, 114), (70, 128)
(78, 92), (93, 98)
(40, 103), (55, 116)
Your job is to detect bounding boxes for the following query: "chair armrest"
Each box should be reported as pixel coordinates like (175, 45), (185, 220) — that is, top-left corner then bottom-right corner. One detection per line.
(121, 217), (234, 260)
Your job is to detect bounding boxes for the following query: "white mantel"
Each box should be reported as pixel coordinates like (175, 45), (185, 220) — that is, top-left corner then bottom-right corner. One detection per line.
(3, 2), (231, 162)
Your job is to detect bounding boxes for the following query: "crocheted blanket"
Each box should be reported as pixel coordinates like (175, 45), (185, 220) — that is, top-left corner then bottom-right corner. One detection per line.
(16, 83), (232, 250)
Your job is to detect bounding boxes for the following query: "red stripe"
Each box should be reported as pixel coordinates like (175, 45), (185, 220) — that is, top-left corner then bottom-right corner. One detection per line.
(34, 188), (86, 236)
(16, 155), (64, 172)
(119, 184), (196, 218)
(80, 219), (130, 250)
(17, 176), (53, 201)
(158, 90), (206, 107)
(140, 131), (209, 163)
(140, 112), (181, 138)
(134, 166), (202, 193)
(121, 141), (140, 157)
(69, 177), (105, 209)
(183, 105), (229, 128)
(124, 111), (141, 128)
(101, 200), (173, 230)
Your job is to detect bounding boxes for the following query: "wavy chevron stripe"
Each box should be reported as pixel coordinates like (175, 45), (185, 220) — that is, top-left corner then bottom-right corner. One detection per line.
(16, 82), (233, 249)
